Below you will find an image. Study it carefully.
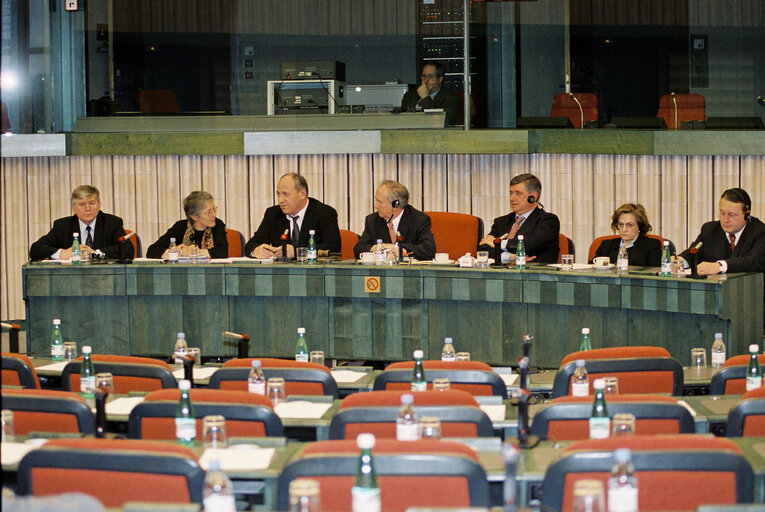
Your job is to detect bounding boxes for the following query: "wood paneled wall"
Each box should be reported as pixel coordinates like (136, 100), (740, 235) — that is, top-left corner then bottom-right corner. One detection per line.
(2, 153), (763, 320)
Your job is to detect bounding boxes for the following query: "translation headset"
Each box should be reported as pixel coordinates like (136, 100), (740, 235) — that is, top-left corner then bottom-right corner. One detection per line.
(392, 199), (400, 208)
(727, 188), (752, 222)
(527, 195), (536, 204)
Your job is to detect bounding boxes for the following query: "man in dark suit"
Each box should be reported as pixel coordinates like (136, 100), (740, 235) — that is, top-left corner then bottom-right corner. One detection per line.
(353, 180), (436, 261)
(401, 61), (460, 126)
(679, 188), (765, 275)
(478, 173), (560, 264)
(245, 173), (341, 259)
(29, 185), (126, 261)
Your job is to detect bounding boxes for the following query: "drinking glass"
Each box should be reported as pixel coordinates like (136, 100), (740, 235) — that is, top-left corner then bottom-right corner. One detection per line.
(63, 342), (78, 361)
(310, 350), (325, 366)
(691, 347), (707, 368)
(455, 352), (471, 362)
(561, 254), (574, 271)
(432, 378), (451, 391)
(612, 413), (636, 436)
(203, 414), (227, 448)
(421, 417), (442, 439)
(189, 245), (199, 262)
(476, 251), (490, 267)
(1, 409), (14, 443)
(187, 347), (201, 364)
(603, 376), (619, 395)
(572, 479), (605, 512)
(95, 372), (114, 394)
(296, 247), (308, 263)
(267, 377), (286, 404)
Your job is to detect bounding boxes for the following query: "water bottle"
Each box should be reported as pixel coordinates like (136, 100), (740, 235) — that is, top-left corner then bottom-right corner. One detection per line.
(307, 230), (317, 263)
(50, 318), (64, 361)
(746, 344), (762, 391)
(607, 448), (639, 512)
(71, 233), (82, 265)
(579, 327), (592, 352)
(248, 359), (266, 395)
(711, 332), (726, 368)
(616, 245), (629, 273)
(516, 235), (526, 269)
(589, 378), (610, 439)
(571, 359), (589, 397)
(374, 239), (385, 265)
(203, 459), (236, 512)
(660, 240), (672, 277)
(295, 327), (309, 362)
(441, 337), (456, 362)
(396, 393), (421, 441)
(168, 237), (179, 263)
(411, 349), (427, 391)
(352, 433), (381, 512)
(175, 379), (195, 445)
(80, 345), (96, 397)
(173, 332), (188, 364)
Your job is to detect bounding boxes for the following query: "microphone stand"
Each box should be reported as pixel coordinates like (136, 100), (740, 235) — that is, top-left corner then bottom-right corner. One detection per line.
(569, 93), (584, 129)
(94, 389), (108, 438)
(1, 322), (21, 353)
(671, 91), (678, 131)
(516, 388), (540, 449)
(501, 442), (520, 512)
(182, 354), (195, 386)
(491, 238), (504, 268)
(280, 230), (289, 262)
(222, 331), (251, 358)
(522, 334), (538, 375)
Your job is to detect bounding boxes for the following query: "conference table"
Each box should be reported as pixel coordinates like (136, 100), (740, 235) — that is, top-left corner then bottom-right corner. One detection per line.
(23, 260), (763, 368)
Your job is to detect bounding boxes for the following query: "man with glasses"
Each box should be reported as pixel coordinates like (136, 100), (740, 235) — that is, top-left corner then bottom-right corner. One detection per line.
(30, 185), (126, 260)
(401, 61), (459, 126)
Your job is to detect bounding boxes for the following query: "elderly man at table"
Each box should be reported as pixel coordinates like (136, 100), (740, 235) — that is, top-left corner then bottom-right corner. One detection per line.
(478, 173), (560, 263)
(245, 173), (341, 260)
(353, 180), (436, 261)
(29, 185), (126, 261)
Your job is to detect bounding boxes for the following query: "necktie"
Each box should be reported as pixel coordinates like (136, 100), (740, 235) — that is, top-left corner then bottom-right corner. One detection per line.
(291, 216), (300, 247)
(508, 216), (524, 239)
(388, 221), (397, 244)
(729, 233), (736, 252)
(85, 226), (93, 247)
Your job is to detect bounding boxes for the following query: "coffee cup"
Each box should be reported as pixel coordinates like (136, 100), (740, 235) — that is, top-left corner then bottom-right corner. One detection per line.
(593, 256), (610, 267)
(359, 252), (375, 263)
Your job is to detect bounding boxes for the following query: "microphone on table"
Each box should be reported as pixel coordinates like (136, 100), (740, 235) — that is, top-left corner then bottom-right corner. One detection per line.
(1, 322), (21, 353)
(688, 241), (703, 278)
(568, 93), (584, 130)
(117, 232), (134, 264)
(514, 359), (540, 449)
(223, 331), (251, 358)
(280, 229), (289, 262)
(501, 442), (520, 512)
(179, 354), (195, 385)
(671, 92), (678, 130)
(117, 232), (135, 243)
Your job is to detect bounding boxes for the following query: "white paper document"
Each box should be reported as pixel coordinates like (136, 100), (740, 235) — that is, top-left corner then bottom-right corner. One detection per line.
(498, 373), (519, 386)
(274, 401), (333, 419)
(479, 404), (507, 422)
(1, 442), (39, 466)
(105, 396), (145, 416)
(199, 447), (275, 471)
(330, 369), (366, 383)
(35, 361), (70, 372)
(172, 367), (219, 380)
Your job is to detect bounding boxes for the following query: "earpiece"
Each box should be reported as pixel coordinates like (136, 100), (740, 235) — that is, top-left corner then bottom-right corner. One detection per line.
(527, 195), (536, 204)
(392, 199), (400, 208)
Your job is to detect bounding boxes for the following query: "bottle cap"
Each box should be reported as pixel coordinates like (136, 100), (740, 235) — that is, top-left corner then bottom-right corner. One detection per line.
(309, 230), (315, 235)
(576, 359), (585, 367)
(664, 240), (669, 245)
(208, 459), (221, 472)
(251, 360), (261, 368)
(177, 332), (185, 339)
(357, 433), (376, 449)
(581, 328), (590, 334)
(443, 337), (453, 345)
(53, 319), (61, 325)
(613, 448), (631, 463)
(82, 345), (92, 354)
(170, 237), (176, 243)
(376, 239), (383, 244)
(413, 349), (424, 359)
(518, 235), (524, 240)
(178, 379), (191, 390)
(297, 327), (306, 334)
(73, 232), (79, 238)
(714, 332), (723, 339)
(401, 393), (414, 405)
(750, 344), (759, 353)
(593, 378), (605, 389)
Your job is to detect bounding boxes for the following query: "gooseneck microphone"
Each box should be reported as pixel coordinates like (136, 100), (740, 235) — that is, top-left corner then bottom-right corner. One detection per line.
(223, 331), (251, 358)
(117, 232), (135, 243)
(671, 92), (678, 130)
(569, 93), (584, 130)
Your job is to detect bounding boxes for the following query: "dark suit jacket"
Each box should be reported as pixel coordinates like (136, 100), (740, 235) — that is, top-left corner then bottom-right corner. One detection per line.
(244, 198), (341, 257)
(680, 217), (765, 273)
(593, 235), (663, 267)
(478, 207), (561, 264)
(146, 218), (229, 259)
(401, 86), (460, 126)
(29, 211), (126, 261)
(354, 205), (437, 261)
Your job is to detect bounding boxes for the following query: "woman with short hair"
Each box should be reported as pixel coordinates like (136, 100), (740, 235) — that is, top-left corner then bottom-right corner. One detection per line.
(591, 203), (662, 266)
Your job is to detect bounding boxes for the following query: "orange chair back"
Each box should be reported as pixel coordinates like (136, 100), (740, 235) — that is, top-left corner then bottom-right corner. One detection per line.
(557, 233), (574, 263)
(656, 93), (706, 129)
(138, 89), (180, 113)
(3, 388), (90, 434)
(339, 389), (479, 409)
(339, 229), (359, 260)
(587, 234), (668, 264)
(2, 352), (40, 388)
(66, 356), (173, 394)
(724, 353), (765, 367)
(551, 93), (598, 128)
(220, 357), (331, 395)
(225, 228), (244, 257)
(561, 346), (671, 367)
(424, 211), (482, 260)
(123, 229), (139, 258)
(382, 360), (499, 396)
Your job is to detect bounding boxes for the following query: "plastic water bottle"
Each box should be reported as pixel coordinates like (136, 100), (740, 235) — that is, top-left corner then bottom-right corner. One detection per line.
(607, 448), (639, 512)
(173, 332), (188, 364)
(616, 245), (629, 273)
(352, 433), (381, 512)
(711, 332), (726, 368)
(307, 230), (317, 263)
(396, 393), (421, 441)
(50, 318), (64, 361)
(579, 327), (592, 352)
(71, 232), (82, 265)
(175, 379), (195, 445)
(441, 337), (456, 362)
(746, 344), (762, 391)
(80, 345), (96, 397)
(373, 239), (385, 265)
(411, 349), (427, 391)
(168, 237), (179, 263)
(203, 459), (236, 512)
(660, 240), (672, 277)
(571, 359), (589, 397)
(295, 327), (309, 362)
(516, 235), (526, 269)
(589, 378), (610, 439)
(248, 360), (266, 395)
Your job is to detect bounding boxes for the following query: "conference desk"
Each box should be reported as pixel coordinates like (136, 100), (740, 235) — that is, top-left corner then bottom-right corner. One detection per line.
(23, 261), (763, 368)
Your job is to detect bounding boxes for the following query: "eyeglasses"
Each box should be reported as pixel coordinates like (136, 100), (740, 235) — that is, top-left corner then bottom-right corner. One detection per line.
(617, 222), (636, 229)
(73, 200), (99, 209)
(201, 206), (218, 216)
(420, 74), (438, 80)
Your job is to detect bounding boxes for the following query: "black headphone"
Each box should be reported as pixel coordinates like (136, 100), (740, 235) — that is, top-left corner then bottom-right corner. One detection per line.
(392, 199), (400, 208)
(527, 195), (536, 204)
(725, 188), (752, 222)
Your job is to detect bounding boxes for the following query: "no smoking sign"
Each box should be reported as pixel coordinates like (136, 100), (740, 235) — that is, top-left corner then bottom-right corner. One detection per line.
(364, 276), (381, 293)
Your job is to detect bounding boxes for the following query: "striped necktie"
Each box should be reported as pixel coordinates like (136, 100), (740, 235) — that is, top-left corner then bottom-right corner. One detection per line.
(508, 216), (524, 239)
(85, 226), (93, 247)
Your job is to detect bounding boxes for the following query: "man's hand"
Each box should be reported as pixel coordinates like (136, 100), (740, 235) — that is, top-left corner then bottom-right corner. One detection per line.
(696, 261), (722, 276)
(60, 247), (73, 259)
(417, 81), (429, 99)
(252, 244), (278, 259)
(479, 234), (497, 246)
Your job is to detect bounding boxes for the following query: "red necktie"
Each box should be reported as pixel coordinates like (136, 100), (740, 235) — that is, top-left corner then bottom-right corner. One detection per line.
(388, 221), (397, 244)
(508, 216), (524, 239)
(729, 233), (736, 252)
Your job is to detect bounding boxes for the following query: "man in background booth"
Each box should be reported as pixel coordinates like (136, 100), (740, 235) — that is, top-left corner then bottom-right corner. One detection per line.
(401, 60), (459, 126)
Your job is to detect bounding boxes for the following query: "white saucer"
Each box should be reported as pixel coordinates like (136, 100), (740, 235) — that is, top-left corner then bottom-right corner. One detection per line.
(591, 264), (615, 271)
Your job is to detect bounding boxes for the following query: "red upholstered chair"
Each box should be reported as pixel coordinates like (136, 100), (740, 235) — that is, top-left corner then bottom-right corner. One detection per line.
(2, 388), (95, 434)
(138, 89), (181, 113)
(553, 347), (683, 397)
(727, 386), (765, 436)
(339, 229), (359, 260)
(277, 439), (490, 512)
(17, 438), (205, 506)
(530, 394), (694, 441)
(550, 93), (598, 128)
(542, 435), (753, 511)
(225, 228), (245, 257)
(710, 354), (765, 394)
(122, 228), (140, 257)
(62, 355), (176, 394)
(587, 234), (674, 264)
(328, 389), (493, 439)
(557, 233), (575, 263)
(215, 357), (337, 397)
(129, 388), (282, 439)
(374, 360), (506, 398)
(423, 211), (483, 260)
(656, 93), (706, 130)
(2, 352), (41, 389)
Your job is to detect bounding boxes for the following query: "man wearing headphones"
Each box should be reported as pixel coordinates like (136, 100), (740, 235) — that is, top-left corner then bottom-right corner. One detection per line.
(679, 188), (765, 275)
(478, 173), (560, 264)
(353, 180), (436, 261)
